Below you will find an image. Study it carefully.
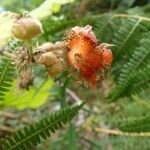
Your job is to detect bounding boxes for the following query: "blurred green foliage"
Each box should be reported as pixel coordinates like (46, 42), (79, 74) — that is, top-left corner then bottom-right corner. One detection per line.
(0, 0), (43, 12)
(1, 79), (53, 109)
(0, 0), (150, 150)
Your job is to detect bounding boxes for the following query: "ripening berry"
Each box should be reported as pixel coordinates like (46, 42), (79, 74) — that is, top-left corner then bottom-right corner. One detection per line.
(102, 48), (113, 69)
(12, 16), (43, 40)
(37, 52), (63, 77)
(67, 25), (103, 89)
(37, 52), (58, 66)
(98, 43), (113, 69)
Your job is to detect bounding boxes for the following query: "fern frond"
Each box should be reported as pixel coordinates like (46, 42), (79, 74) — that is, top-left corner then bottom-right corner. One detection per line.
(118, 115), (150, 133)
(113, 18), (142, 61)
(94, 14), (150, 82)
(118, 36), (150, 85)
(94, 14), (149, 47)
(0, 57), (15, 100)
(107, 28), (150, 102)
(108, 65), (150, 102)
(130, 67), (150, 94)
(1, 103), (84, 150)
(94, 13), (116, 42)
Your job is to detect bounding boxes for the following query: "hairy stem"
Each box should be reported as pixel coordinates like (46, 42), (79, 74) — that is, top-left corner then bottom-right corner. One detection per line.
(33, 41), (68, 56)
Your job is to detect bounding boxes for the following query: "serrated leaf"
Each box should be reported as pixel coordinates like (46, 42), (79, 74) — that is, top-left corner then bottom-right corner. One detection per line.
(1, 104), (83, 150)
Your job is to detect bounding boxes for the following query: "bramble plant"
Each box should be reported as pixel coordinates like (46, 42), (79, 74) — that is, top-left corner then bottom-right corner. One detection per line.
(1, 14), (113, 90)
(0, 0), (150, 150)
(0, 7), (113, 150)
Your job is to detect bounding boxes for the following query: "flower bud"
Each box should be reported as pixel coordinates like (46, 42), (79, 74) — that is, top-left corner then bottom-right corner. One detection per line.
(12, 17), (43, 40)
(102, 48), (113, 68)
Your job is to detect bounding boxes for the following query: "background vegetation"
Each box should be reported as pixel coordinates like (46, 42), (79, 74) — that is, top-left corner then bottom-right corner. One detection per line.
(0, 0), (150, 150)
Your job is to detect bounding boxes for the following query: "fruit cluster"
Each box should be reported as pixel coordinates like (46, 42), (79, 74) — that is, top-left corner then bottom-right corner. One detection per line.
(10, 15), (113, 89)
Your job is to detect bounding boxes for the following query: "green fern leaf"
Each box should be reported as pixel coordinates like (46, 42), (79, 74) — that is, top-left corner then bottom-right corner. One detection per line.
(118, 115), (150, 133)
(130, 66), (150, 94)
(107, 29), (150, 102)
(0, 57), (15, 101)
(1, 103), (84, 150)
(108, 65), (150, 101)
(113, 18), (142, 61)
(94, 14), (150, 83)
(94, 13), (116, 42)
(118, 36), (150, 85)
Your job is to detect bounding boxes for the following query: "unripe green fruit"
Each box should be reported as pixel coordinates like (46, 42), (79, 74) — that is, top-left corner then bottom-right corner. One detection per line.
(12, 17), (43, 40)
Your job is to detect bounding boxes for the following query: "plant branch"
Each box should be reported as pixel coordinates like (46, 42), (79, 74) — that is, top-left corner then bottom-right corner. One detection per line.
(0, 111), (16, 119)
(33, 41), (68, 56)
(0, 125), (15, 133)
(85, 126), (150, 137)
(114, 14), (150, 22)
(93, 13), (150, 22)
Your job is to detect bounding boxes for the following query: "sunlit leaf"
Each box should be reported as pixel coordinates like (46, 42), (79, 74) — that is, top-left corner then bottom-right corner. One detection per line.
(0, 12), (17, 48)
(0, 79), (54, 109)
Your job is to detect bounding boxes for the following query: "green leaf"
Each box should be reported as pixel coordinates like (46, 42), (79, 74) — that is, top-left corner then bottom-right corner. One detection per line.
(118, 115), (150, 133)
(1, 103), (83, 150)
(0, 79), (54, 109)
(108, 37), (150, 102)
(0, 57), (15, 101)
